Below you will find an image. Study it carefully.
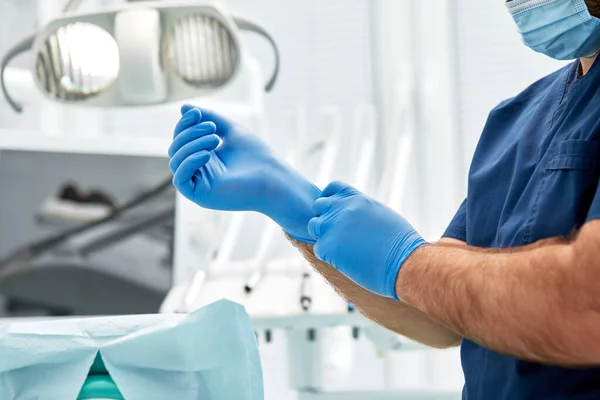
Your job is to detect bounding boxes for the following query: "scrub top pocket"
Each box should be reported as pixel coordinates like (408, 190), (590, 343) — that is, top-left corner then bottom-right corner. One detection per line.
(527, 140), (600, 242)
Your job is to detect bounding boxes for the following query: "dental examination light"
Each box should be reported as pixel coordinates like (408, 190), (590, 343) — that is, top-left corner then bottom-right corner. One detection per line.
(1, 0), (280, 112)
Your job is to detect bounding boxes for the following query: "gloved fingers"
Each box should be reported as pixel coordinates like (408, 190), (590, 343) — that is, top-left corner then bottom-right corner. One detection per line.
(321, 181), (355, 198)
(172, 151), (212, 195)
(307, 216), (325, 240)
(180, 104), (196, 115)
(169, 134), (221, 174)
(168, 122), (218, 158)
(182, 105), (236, 137)
(174, 108), (201, 138)
(312, 197), (335, 217)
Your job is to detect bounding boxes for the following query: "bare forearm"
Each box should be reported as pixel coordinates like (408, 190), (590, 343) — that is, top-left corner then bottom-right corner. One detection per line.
(397, 224), (600, 365)
(287, 236), (461, 348)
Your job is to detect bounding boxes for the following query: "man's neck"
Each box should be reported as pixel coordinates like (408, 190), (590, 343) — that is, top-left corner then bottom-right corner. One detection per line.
(579, 52), (599, 77)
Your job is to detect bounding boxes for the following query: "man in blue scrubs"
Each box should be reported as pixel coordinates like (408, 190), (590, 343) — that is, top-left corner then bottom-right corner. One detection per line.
(168, 0), (600, 398)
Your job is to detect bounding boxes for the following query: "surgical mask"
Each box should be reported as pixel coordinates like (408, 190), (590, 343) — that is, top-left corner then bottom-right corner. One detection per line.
(507, 0), (600, 60)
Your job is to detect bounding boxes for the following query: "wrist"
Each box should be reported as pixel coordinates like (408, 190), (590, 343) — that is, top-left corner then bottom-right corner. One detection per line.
(393, 242), (433, 302)
(261, 161), (321, 242)
(387, 231), (428, 300)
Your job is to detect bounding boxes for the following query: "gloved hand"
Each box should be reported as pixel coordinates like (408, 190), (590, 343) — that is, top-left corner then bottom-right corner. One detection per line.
(168, 104), (321, 243)
(308, 181), (426, 299)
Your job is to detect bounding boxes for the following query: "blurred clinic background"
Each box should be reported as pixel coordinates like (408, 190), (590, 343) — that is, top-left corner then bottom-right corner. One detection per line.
(0, 0), (566, 399)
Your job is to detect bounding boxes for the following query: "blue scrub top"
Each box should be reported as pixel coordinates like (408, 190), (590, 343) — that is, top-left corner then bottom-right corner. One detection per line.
(444, 59), (600, 399)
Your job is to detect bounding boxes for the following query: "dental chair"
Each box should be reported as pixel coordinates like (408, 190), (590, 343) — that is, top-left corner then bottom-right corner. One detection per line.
(0, 179), (174, 316)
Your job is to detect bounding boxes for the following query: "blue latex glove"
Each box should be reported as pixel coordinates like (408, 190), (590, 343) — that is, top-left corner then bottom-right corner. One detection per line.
(308, 182), (427, 299)
(169, 104), (321, 243)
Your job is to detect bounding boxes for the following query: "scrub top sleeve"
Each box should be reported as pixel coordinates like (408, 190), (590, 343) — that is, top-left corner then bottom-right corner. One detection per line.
(442, 198), (467, 242)
(585, 179), (600, 223)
